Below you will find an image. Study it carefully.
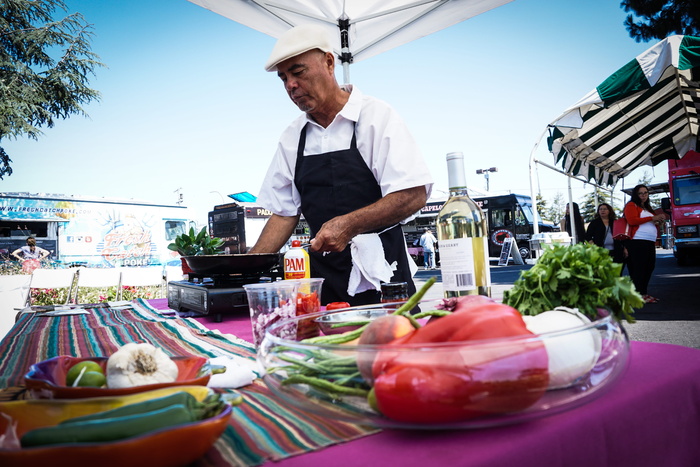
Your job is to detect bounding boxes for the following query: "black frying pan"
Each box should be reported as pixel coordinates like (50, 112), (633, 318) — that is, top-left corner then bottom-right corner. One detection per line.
(183, 254), (281, 275)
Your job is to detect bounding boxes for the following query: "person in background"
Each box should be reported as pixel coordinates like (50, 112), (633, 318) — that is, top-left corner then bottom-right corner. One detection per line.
(585, 203), (626, 265)
(12, 237), (49, 274)
(419, 228), (437, 270)
(12, 237), (49, 262)
(623, 184), (666, 304)
(250, 24), (433, 306)
(561, 202), (586, 244)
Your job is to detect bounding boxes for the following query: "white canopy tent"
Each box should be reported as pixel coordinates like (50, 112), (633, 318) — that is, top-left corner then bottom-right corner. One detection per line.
(188, 0), (514, 83)
(530, 35), (700, 238)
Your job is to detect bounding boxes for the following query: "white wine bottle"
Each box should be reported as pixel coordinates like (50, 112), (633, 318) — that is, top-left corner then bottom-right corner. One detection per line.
(436, 152), (491, 297)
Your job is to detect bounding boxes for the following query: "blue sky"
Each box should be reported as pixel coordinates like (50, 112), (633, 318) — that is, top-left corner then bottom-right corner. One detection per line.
(2, 0), (664, 223)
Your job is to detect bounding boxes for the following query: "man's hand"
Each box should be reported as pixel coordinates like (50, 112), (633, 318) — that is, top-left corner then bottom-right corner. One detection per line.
(309, 186), (427, 253)
(309, 216), (355, 252)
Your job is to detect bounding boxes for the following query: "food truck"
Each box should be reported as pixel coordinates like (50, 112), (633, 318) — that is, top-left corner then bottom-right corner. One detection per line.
(0, 192), (195, 267)
(664, 150), (700, 265)
(208, 192), (310, 254)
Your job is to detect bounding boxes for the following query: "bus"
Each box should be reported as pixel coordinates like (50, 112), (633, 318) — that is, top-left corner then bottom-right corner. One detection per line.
(404, 194), (557, 263)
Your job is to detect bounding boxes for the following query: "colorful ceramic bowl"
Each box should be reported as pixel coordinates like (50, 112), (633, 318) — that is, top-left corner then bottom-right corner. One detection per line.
(24, 355), (212, 399)
(0, 386), (232, 467)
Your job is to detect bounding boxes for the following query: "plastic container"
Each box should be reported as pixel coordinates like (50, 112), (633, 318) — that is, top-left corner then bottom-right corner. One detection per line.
(290, 278), (324, 339)
(243, 281), (299, 348)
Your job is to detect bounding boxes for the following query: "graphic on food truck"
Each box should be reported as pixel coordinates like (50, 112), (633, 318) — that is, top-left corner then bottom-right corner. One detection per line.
(100, 218), (152, 264)
(491, 229), (514, 247)
(0, 193), (194, 266)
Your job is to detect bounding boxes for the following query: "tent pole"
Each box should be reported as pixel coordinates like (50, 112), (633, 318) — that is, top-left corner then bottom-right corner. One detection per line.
(529, 127), (550, 237)
(338, 18), (351, 85)
(567, 177), (577, 244)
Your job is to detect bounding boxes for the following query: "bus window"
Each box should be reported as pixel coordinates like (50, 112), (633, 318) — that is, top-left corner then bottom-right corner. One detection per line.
(165, 220), (187, 241)
(515, 208), (527, 226)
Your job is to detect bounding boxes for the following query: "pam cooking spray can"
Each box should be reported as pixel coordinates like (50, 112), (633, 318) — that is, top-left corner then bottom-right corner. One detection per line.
(284, 240), (310, 280)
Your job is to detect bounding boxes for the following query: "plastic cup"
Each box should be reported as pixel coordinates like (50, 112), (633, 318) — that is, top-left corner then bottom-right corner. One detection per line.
(289, 278), (324, 339)
(243, 281), (299, 348)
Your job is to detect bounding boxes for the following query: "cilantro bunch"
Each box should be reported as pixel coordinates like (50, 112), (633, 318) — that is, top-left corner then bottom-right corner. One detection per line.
(503, 243), (643, 323)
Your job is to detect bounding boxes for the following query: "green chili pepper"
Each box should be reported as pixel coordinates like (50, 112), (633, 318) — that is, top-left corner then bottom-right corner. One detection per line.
(21, 404), (197, 447)
(59, 391), (200, 425)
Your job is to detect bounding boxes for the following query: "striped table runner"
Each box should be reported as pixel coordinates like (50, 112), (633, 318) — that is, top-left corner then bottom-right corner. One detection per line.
(0, 300), (378, 466)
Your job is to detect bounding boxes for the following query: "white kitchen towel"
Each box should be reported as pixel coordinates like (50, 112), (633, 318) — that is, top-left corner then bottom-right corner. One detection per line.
(347, 233), (396, 296)
(404, 240), (418, 277)
(207, 355), (258, 388)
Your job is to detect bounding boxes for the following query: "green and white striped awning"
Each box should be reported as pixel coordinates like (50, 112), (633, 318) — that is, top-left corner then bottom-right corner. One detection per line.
(547, 35), (700, 186)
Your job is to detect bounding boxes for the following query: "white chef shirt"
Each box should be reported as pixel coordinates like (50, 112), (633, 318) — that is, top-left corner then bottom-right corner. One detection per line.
(256, 85), (433, 220)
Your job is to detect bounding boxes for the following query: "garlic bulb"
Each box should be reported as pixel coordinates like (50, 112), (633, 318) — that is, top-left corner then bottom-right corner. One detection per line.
(106, 343), (179, 388)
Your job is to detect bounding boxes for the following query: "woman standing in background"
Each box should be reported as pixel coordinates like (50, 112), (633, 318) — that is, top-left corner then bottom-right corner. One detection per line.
(623, 185), (666, 304)
(585, 203), (626, 266)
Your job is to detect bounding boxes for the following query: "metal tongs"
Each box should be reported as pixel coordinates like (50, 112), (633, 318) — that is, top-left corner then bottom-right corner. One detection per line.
(299, 241), (330, 256)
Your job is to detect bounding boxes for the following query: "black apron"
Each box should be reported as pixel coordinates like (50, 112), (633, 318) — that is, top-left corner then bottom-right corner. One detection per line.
(293, 123), (416, 306)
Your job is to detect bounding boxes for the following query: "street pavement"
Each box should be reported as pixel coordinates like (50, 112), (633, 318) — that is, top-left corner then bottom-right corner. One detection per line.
(413, 248), (700, 350)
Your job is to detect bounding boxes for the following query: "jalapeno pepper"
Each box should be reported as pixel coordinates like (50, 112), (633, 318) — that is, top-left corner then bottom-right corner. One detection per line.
(371, 299), (549, 424)
(21, 404), (198, 447)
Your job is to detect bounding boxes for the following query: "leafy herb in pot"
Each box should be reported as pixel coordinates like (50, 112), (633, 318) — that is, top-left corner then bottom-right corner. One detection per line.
(167, 226), (225, 256)
(503, 243), (644, 323)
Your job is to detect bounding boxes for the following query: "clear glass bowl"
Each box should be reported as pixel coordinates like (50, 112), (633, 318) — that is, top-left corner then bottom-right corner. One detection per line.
(258, 299), (629, 429)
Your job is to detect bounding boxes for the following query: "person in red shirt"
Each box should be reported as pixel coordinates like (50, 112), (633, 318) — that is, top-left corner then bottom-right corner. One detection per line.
(623, 185), (666, 304)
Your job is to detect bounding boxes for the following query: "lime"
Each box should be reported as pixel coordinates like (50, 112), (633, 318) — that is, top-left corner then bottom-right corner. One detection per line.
(74, 370), (107, 388)
(66, 361), (104, 386)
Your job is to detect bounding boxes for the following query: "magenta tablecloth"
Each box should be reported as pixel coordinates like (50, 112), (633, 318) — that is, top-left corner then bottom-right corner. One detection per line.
(149, 299), (700, 467)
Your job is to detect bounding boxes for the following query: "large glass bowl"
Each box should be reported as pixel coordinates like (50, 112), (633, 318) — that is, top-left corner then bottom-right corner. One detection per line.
(257, 299), (629, 429)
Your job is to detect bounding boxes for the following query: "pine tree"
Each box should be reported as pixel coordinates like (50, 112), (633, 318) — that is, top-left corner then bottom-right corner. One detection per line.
(535, 193), (548, 221)
(579, 189), (620, 222)
(621, 0), (700, 42)
(545, 192), (566, 225)
(0, 0), (103, 179)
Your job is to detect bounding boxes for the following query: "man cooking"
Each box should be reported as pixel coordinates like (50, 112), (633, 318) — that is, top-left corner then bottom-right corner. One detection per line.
(250, 24), (433, 306)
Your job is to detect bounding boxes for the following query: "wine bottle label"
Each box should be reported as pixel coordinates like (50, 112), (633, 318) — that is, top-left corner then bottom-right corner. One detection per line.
(438, 237), (490, 291)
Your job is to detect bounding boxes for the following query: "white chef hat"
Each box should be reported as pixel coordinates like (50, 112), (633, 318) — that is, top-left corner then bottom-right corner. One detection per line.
(264, 24), (334, 72)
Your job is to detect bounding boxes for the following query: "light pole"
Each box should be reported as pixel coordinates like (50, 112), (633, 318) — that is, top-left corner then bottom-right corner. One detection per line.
(210, 191), (226, 205)
(476, 167), (498, 192)
(174, 187), (184, 206)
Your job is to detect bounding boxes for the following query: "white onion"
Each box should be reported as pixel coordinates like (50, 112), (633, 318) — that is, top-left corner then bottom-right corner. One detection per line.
(523, 308), (601, 389)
